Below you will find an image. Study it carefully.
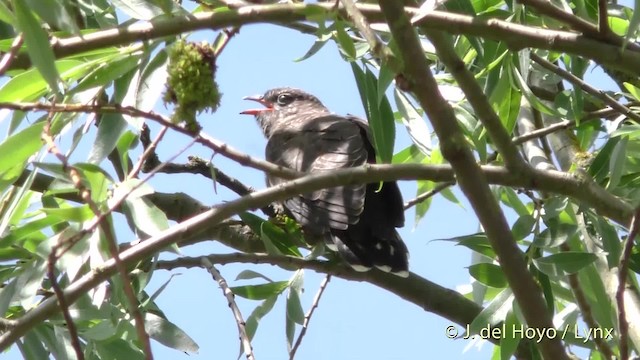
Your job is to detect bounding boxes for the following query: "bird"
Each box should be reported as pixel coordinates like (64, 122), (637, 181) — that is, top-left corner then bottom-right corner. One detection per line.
(240, 87), (409, 277)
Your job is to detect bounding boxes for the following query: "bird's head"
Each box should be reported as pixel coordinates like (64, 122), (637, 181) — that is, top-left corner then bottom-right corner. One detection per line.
(240, 87), (329, 137)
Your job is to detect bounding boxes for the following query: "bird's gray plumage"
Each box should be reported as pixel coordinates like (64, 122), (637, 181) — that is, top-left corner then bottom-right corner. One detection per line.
(242, 87), (409, 276)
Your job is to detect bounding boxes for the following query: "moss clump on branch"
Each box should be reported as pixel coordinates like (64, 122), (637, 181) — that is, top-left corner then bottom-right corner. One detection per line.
(163, 40), (221, 132)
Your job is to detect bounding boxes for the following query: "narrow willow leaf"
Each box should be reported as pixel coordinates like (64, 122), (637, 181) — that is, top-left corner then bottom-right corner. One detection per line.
(145, 312), (199, 353)
(245, 295), (278, 340)
(236, 270), (273, 283)
(124, 197), (170, 236)
(334, 21), (356, 59)
(468, 288), (514, 335)
(532, 223), (578, 249)
(533, 252), (598, 276)
(499, 310), (520, 360)
(87, 114), (128, 164)
(607, 135), (628, 189)
(231, 281), (289, 300)
(468, 263), (508, 288)
(286, 288), (305, 325)
(13, 0), (60, 94)
(394, 89), (431, 155)
(26, 0), (79, 34)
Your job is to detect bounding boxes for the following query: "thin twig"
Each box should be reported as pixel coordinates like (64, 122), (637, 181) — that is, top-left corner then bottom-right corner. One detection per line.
(617, 208), (640, 360)
(129, 125), (168, 179)
(289, 275), (331, 360)
(598, 0), (611, 35)
(563, 244), (614, 360)
(214, 27), (241, 57)
(403, 181), (456, 210)
(0, 101), (299, 179)
(41, 109), (155, 360)
(201, 257), (255, 360)
(512, 120), (573, 145)
(530, 53), (640, 123)
(340, 0), (393, 64)
(41, 114), (86, 360)
(518, 0), (600, 36)
(0, 34), (23, 77)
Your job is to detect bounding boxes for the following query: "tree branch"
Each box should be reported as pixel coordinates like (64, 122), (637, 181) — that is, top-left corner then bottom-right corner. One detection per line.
(289, 275), (331, 360)
(378, 1), (569, 358)
(6, 4), (640, 77)
(201, 257), (255, 360)
(0, 102), (299, 179)
(530, 53), (640, 123)
(617, 209), (640, 360)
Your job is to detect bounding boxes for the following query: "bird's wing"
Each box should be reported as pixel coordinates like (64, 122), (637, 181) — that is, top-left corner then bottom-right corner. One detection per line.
(266, 115), (368, 232)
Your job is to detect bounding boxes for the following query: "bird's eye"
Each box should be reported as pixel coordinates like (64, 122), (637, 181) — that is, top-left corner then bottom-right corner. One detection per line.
(276, 94), (294, 106)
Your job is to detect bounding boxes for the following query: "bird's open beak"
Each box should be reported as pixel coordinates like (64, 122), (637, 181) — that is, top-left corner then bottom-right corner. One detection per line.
(240, 95), (273, 115)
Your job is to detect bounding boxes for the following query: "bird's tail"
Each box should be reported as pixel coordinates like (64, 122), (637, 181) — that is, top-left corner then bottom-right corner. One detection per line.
(327, 229), (410, 278)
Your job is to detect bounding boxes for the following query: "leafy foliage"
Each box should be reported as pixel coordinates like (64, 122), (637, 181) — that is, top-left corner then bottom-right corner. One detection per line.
(0, 0), (639, 359)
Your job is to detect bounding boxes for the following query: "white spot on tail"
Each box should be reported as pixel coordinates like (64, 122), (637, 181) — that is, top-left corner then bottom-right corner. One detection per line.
(393, 270), (410, 278)
(375, 265), (392, 273)
(350, 264), (372, 272)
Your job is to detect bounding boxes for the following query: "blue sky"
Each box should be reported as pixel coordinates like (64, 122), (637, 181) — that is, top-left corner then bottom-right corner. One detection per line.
(3, 4), (624, 359)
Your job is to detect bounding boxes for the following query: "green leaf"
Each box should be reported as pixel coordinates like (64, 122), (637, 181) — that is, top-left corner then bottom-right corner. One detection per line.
(13, 0), (60, 94)
(351, 64), (395, 164)
(231, 281), (289, 300)
(0, 2), (16, 25)
(236, 270), (273, 283)
(22, 331), (49, 360)
(0, 60), (82, 102)
(334, 21), (356, 59)
(500, 187), (529, 217)
(511, 63), (557, 116)
(589, 137), (619, 183)
(245, 295), (278, 341)
(490, 67), (521, 135)
(124, 197), (170, 236)
(137, 47), (169, 111)
(111, 0), (166, 20)
(286, 288), (305, 325)
(75, 163), (113, 202)
(87, 112), (128, 164)
(591, 214), (621, 268)
(295, 37), (329, 62)
(41, 205), (94, 223)
(533, 252), (598, 276)
(468, 263), (508, 288)
(239, 212), (302, 257)
(83, 320), (118, 341)
(73, 53), (142, 93)
(443, 233), (496, 259)
(26, 0), (79, 34)
(394, 89), (431, 155)
(0, 121), (45, 191)
(96, 338), (145, 360)
(624, 82), (640, 101)
(468, 288), (514, 335)
(499, 310), (521, 360)
(532, 223), (578, 249)
(413, 180), (434, 227)
(511, 215), (536, 241)
(607, 135), (628, 189)
(145, 312), (199, 353)
(377, 64), (394, 105)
